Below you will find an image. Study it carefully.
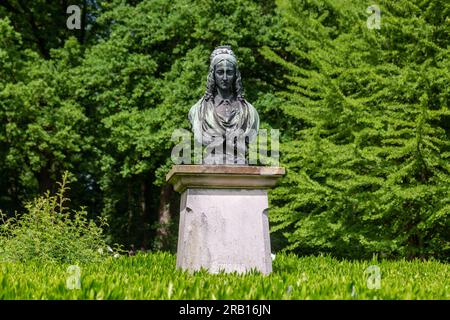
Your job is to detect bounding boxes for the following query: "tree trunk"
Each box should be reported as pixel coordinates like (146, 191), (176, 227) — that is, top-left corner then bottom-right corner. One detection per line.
(127, 182), (133, 238)
(140, 180), (150, 250)
(80, 0), (87, 44)
(37, 164), (53, 194)
(156, 184), (173, 250)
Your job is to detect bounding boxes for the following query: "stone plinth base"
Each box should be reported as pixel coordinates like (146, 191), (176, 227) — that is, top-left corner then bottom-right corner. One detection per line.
(166, 165), (285, 274)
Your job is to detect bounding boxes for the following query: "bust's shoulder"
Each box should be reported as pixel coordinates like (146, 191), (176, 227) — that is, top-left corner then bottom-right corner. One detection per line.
(192, 97), (204, 108)
(243, 99), (254, 107)
(240, 99), (258, 112)
(188, 97), (208, 123)
(189, 97), (205, 113)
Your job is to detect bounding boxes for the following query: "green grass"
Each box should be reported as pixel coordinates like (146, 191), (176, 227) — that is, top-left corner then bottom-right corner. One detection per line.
(0, 252), (448, 299)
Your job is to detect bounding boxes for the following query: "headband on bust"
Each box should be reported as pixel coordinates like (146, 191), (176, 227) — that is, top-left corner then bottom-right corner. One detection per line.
(210, 46), (237, 67)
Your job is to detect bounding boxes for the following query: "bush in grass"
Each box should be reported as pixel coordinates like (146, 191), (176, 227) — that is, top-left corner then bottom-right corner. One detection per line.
(0, 172), (112, 264)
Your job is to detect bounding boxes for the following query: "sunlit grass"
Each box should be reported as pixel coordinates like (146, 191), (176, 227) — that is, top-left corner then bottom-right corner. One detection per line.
(0, 252), (448, 299)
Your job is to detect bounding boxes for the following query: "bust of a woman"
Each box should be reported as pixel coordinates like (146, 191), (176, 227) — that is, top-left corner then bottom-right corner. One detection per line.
(189, 46), (259, 164)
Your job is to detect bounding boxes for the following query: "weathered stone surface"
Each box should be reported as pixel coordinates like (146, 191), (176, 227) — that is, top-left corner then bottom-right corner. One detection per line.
(176, 188), (272, 274)
(166, 165), (285, 193)
(167, 165), (284, 274)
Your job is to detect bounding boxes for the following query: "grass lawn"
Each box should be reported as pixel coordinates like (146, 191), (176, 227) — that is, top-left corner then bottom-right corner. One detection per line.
(0, 252), (448, 299)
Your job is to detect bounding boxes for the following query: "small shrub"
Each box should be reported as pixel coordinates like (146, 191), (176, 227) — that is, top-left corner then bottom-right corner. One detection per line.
(0, 172), (113, 264)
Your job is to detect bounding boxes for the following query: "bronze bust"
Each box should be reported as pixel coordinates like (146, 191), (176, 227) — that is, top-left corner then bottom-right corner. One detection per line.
(189, 46), (259, 164)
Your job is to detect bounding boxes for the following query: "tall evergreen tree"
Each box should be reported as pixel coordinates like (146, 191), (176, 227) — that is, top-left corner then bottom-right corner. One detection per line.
(264, 0), (449, 260)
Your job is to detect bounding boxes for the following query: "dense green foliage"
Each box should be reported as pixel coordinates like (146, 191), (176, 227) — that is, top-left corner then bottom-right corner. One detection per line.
(0, 172), (111, 264)
(0, 0), (448, 260)
(0, 252), (448, 299)
(0, 0), (278, 249)
(263, 0), (449, 260)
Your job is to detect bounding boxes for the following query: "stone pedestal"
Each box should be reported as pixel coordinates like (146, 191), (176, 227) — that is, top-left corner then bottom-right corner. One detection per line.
(166, 165), (285, 274)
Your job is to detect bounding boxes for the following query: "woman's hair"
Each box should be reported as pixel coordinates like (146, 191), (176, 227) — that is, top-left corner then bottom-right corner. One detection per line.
(204, 59), (244, 102)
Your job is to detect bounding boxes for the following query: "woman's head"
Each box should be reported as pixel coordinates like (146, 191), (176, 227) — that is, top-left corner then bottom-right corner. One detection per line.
(205, 46), (244, 101)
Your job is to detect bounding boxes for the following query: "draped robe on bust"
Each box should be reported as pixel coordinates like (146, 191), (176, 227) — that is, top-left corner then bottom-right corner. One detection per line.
(189, 96), (259, 164)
